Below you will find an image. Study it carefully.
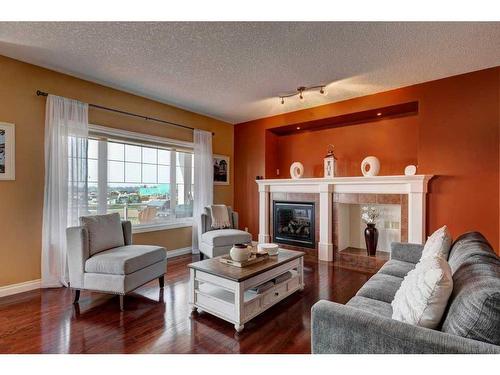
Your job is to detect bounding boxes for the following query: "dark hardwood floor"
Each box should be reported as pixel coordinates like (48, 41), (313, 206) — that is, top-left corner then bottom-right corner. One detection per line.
(0, 250), (380, 354)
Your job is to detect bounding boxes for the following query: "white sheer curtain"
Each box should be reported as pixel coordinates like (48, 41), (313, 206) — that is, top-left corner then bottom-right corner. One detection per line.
(192, 129), (213, 254)
(41, 95), (89, 287)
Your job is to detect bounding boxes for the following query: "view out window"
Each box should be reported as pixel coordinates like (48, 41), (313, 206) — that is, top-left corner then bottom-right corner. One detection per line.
(87, 137), (194, 228)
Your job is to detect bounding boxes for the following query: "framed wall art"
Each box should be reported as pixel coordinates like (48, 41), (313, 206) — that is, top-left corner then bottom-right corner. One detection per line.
(213, 154), (229, 185)
(0, 122), (15, 180)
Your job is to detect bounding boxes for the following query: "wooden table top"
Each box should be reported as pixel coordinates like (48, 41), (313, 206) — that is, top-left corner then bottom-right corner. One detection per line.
(188, 249), (305, 282)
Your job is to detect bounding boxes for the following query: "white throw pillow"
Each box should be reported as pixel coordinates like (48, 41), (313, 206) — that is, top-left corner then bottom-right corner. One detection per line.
(421, 225), (452, 260)
(391, 256), (453, 329)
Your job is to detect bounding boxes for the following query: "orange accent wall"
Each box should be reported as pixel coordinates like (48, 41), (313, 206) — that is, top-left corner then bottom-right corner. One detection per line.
(234, 67), (500, 253)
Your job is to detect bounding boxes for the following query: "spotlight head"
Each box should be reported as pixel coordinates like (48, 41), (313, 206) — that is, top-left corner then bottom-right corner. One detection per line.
(320, 87), (325, 94)
(299, 92), (304, 100)
(280, 97), (284, 105)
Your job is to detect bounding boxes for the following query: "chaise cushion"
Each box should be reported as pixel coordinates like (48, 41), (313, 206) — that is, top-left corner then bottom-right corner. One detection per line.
(356, 273), (403, 303)
(378, 259), (416, 278)
(201, 229), (252, 247)
(80, 213), (125, 256)
(85, 245), (166, 275)
(347, 296), (393, 318)
(440, 232), (500, 345)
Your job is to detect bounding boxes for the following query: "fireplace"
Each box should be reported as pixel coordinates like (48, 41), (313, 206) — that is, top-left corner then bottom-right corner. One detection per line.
(273, 201), (315, 248)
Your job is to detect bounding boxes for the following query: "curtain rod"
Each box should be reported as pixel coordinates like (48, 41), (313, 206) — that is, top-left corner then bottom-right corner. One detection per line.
(36, 90), (214, 135)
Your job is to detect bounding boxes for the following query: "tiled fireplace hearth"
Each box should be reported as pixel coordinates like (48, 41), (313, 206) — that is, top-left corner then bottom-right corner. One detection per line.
(257, 176), (433, 262)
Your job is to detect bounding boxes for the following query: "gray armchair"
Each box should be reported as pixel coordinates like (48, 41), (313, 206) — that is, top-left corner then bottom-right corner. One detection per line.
(67, 213), (167, 310)
(199, 206), (252, 259)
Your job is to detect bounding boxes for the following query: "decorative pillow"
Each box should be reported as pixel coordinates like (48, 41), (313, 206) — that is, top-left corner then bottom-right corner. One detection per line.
(210, 204), (231, 229)
(391, 256), (453, 329)
(421, 225), (452, 261)
(80, 213), (125, 256)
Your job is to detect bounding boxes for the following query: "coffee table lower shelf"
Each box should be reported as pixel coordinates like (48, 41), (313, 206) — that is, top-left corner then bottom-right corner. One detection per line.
(188, 255), (304, 332)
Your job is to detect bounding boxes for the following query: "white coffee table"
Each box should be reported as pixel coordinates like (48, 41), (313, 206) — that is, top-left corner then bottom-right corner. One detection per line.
(188, 249), (305, 332)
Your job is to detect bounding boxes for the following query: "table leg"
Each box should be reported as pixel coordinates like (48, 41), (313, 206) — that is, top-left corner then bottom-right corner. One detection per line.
(234, 324), (244, 332)
(188, 268), (196, 313)
(298, 256), (305, 290)
(234, 281), (244, 332)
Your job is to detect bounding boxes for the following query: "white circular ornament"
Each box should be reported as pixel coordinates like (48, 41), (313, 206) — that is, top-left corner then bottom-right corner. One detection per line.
(404, 165), (417, 176)
(361, 156), (380, 177)
(290, 162), (304, 179)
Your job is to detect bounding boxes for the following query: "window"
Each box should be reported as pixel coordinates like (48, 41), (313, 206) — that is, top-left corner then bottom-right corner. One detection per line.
(86, 127), (194, 231)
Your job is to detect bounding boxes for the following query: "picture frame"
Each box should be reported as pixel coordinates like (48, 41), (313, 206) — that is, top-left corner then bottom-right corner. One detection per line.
(213, 154), (230, 185)
(0, 122), (15, 181)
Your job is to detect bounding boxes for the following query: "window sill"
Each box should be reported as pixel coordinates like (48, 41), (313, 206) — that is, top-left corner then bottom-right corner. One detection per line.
(132, 220), (193, 234)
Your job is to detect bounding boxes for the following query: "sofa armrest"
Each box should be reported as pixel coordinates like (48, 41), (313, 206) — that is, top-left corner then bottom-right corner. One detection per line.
(311, 300), (500, 354)
(231, 211), (239, 229)
(66, 226), (90, 289)
(390, 242), (424, 264)
(201, 213), (209, 234)
(122, 220), (132, 245)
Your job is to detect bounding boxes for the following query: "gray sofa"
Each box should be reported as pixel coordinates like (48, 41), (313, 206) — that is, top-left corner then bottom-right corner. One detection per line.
(67, 213), (167, 311)
(199, 206), (252, 259)
(311, 232), (500, 353)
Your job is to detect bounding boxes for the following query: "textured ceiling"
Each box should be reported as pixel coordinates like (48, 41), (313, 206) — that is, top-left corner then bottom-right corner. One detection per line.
(0, 22), (499, 123)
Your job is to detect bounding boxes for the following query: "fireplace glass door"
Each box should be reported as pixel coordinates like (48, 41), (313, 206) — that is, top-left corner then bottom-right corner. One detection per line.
(273, 201), (315, 248)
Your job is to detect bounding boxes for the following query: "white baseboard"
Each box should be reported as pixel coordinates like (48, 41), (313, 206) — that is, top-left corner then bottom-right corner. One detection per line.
(166, 247), (193, 258)
(0, 279), (41, 298)
(0, 247), (193, 299)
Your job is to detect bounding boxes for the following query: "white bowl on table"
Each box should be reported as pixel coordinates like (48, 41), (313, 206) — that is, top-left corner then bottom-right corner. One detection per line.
(257, 243), (279, 256)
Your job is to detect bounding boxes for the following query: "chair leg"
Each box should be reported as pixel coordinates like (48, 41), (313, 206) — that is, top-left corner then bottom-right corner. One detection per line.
(119, 295), (124, 311)
(159, 275), (164, 289)
(73, 289), (80, 304)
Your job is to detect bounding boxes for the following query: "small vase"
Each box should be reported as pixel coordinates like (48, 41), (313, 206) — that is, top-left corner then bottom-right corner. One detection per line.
(230, 243), (251, 262)
(364, 223), (378, 256)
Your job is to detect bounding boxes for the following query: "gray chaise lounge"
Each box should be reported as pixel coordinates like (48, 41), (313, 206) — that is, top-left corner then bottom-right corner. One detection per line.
(67, 213), (167, 311)
(199, 206), (251, 259)
(311, 232), (500, 353)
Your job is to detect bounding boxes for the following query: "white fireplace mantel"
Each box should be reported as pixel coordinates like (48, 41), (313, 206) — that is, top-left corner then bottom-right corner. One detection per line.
(256, 175), (433, 261)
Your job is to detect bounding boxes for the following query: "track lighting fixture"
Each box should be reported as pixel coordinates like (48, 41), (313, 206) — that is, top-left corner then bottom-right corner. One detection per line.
(279, 84), (326, 104)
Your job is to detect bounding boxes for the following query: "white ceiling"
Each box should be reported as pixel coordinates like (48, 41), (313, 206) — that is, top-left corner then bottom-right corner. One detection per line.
(0, 22), (499, 124)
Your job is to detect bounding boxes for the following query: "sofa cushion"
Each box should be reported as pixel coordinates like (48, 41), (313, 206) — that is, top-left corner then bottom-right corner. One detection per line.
(391, 256), (453, 329)
(356, 273), (403, 303)
(441, 232), (500, 345)
(347, 296), (393, 318)
(201, 229), (251, 247)
(85, 245), (166, 275)
(379, 259), (416, 278)
(80, 213), (124, 256)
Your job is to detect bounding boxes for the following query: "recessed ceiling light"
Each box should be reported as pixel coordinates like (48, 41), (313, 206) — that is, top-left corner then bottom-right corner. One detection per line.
(296, 127), (301, 130)
(377, 112), (382, 116)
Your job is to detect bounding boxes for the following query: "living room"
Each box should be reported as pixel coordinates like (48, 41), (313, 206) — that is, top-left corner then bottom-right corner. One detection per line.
(0, 1), (499, 372)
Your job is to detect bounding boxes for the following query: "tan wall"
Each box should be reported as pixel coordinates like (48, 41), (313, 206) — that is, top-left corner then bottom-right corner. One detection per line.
(0, 55), (234, 287)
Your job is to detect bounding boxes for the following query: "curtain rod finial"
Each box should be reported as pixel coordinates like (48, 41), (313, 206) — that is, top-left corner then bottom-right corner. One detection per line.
(36, 90), (48, 97)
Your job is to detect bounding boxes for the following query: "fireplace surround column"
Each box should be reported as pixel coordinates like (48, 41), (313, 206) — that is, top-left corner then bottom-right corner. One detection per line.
(258, 184), (271, 243)
(408, 191), (426, 244)
(318, 184), (334, 261)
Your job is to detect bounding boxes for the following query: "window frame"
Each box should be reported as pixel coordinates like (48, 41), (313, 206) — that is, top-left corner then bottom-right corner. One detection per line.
(88, 124), (194, 234)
